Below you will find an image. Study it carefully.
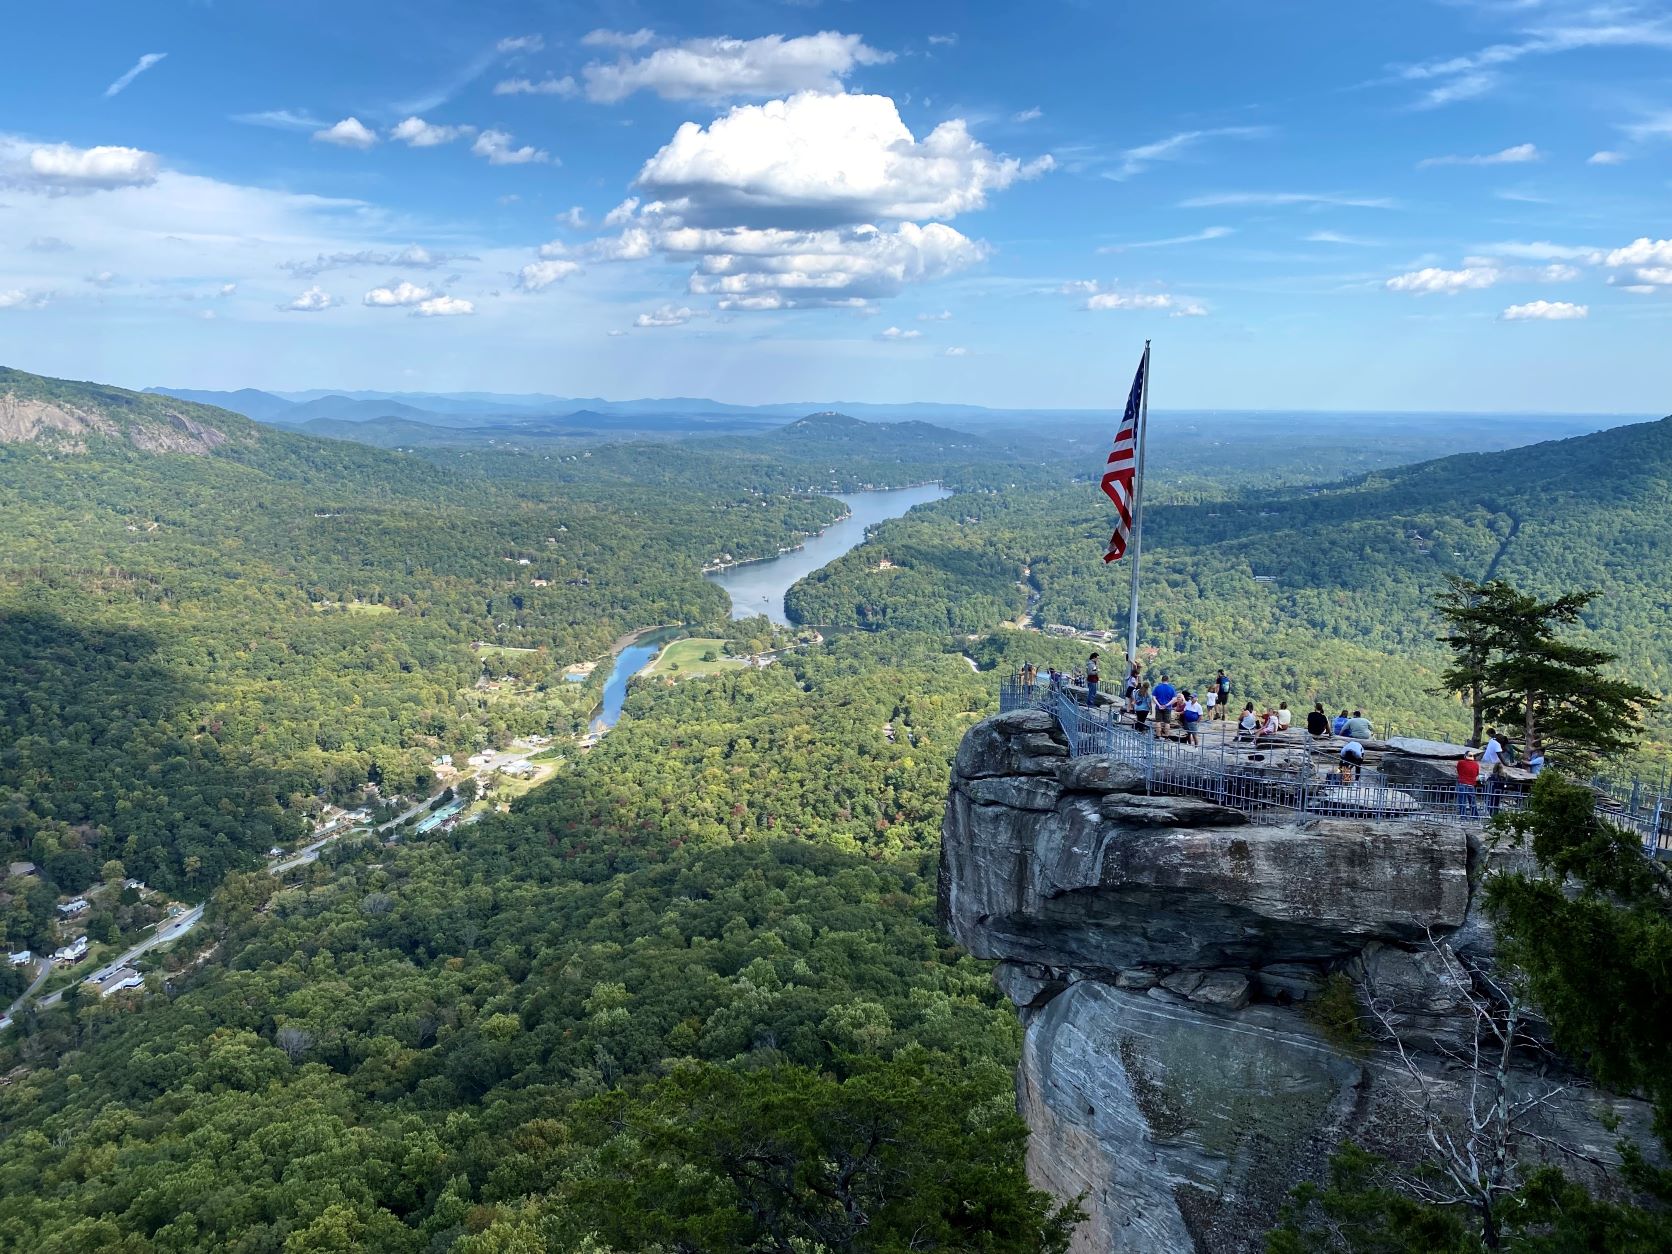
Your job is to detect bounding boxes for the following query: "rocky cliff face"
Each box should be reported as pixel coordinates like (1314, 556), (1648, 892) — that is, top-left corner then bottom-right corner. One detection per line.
(941, 710), (1648, 1254)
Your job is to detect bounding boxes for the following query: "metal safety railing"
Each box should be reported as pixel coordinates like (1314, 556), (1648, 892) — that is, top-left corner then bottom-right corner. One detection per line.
(999, 677), (1672, 854)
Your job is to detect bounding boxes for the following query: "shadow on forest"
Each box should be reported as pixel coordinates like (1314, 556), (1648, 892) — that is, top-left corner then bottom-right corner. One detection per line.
(0, 608), (299, 903)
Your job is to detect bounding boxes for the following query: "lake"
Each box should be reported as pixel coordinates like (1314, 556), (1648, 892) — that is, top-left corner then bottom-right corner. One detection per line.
(590, 485), (950, 731)
(705, 484), (951, 625)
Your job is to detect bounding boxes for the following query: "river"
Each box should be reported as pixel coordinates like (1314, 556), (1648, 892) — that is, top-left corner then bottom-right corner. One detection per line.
(589, 485), (951, 732)
(704, 484), (951, 626)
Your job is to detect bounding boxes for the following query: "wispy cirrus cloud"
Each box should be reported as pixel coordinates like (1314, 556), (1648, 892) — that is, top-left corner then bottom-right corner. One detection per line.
(1417, 142), (1541, 167)
(1180, 191), (1397, 210)
(1306, 230), (1383, 246)
(104, 53), (167, 98)
(1099, 226), (1233, 252)
(1391, 10), (1672, 108)
(1106, 126), (1270, 180)
(279, 246), (469, 277)
(230, 108), (327, 132)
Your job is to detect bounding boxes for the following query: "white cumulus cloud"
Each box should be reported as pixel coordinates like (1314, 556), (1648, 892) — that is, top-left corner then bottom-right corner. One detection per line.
(1604, 237), (1672, 267)
(4, 140), (159, 192)
(1588, 150), (1625, 165)
(414, 295), (474, 317)
(637, 91), (1051, 228)
(497, 34), (545, 53)
(283, 286), (336, 312)
(584, 227), (655, 261)
(313, 117), (378, 149)
(583, 31), (891, 102)
(473, 129), (548, 165)
(1084, 290), (1207, 316)
(603, 197), (641, 227)
(1501, 300), (1588, 321)
(105, 52), (167, 98)
(877, 325), (921, 339)
(673, 221), (988, 308)
(391, 117), (475, 147)
(943, 345), (968, 356)
(1385, 265), (1501, 293)
(517, 259), (580, 291)
(364, 281), (435, 307)
(634, 304), (702, 327)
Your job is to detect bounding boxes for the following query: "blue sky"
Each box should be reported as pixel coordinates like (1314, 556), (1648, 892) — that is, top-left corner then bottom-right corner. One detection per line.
(2, 0), (1670, 411)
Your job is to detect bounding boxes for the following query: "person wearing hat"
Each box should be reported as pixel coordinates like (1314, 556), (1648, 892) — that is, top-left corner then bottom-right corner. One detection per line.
(1455, 748), (1482, 818)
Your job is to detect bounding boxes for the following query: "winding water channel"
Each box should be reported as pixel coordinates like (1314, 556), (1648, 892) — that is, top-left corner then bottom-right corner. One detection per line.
(590, 484), (950, 731)
(705, 484), (951, 626)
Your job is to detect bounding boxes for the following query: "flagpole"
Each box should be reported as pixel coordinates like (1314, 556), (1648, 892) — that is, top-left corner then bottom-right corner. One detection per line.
(1125, 340), (1151, 666)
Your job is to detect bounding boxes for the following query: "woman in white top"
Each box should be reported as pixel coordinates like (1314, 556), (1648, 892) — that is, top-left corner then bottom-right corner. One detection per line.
(1275, 702), (1292, 731)
(1182, 694), (1204, 746)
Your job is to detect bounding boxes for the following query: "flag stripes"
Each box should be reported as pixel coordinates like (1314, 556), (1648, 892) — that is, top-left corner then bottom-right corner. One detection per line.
(1101, 352), (1147, 563)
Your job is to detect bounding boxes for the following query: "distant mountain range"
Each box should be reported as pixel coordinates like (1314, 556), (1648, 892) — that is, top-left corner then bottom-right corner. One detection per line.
(144, 385), (1045, 435)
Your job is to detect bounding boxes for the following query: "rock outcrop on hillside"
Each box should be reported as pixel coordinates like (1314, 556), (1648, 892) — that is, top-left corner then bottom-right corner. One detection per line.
(940, 709), (1649, 1254)
(0, 370), (236, 454)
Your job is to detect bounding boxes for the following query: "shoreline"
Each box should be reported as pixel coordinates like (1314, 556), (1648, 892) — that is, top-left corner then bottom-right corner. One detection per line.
(700, 482), (949, 575)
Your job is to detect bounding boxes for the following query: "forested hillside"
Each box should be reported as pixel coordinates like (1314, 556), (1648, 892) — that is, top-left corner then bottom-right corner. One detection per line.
(0, 634), (1075, 1251)
(789, 416), (1672, 762)
(0, 368), (847, 947)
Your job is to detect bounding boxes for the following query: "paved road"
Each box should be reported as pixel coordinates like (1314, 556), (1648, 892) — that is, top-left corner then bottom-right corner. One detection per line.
(1, 757), (528, 1030)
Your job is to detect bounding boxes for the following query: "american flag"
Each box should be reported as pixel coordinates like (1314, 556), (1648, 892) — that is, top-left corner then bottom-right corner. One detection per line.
(1100, 351), (1148, 563)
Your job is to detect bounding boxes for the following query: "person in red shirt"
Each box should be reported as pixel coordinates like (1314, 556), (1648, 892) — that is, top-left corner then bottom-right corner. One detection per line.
(1455, 750), (1481, 818)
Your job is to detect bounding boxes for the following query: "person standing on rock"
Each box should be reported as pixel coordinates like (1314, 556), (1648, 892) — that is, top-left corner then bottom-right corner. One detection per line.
(1132, 680), (1152, 733)
(1085, 652), (1101, 708)
(1481, 728), (1505, 814)
(1455, 749), (1482, 818)
(1182, 691), (1203, 745)
(1121, 665), (1138, 718)
(1214, 670), (1231, 718)
(1151, 674), (1177, 738)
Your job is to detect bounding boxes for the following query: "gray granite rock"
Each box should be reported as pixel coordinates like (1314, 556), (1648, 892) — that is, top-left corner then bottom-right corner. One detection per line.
(1386, 737), (1469, 759)
(1060, 755), (1147, 795)
(1097, 794), (1251, 827)
(940, 710), (1654, 1254)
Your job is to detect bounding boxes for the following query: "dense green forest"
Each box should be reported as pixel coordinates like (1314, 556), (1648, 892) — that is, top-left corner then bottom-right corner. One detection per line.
(5, 361), (1672, 1251)
(789, 417), (1672, 764)
(0, 369), (849, 946)
(0, 633), (1082, 1251)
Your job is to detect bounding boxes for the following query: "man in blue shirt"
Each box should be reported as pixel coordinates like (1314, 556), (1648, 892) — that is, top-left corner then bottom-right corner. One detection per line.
(1151, 674), (1177, 738)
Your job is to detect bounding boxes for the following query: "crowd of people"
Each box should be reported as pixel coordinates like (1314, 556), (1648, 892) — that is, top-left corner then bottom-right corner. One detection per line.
(1015, 653), (1544, 812)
